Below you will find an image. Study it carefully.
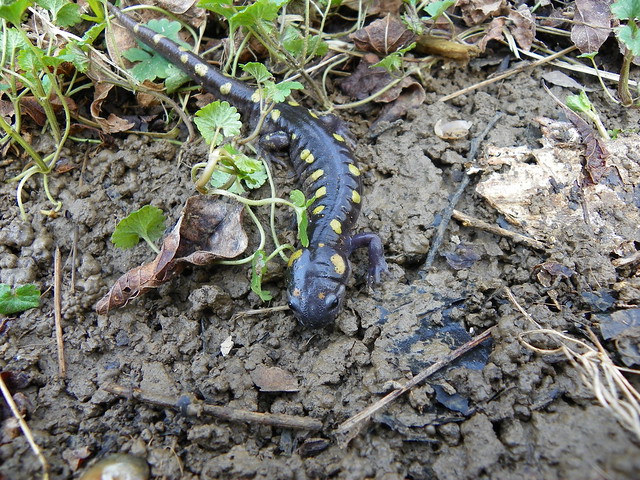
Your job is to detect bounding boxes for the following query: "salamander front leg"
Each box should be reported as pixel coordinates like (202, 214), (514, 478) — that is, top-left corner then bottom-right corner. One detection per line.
(259, 131), (291, 168)
(351, 232), (388, 284)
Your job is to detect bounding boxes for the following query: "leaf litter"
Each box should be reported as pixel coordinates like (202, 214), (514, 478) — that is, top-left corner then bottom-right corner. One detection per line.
(96, 196), (247, 313)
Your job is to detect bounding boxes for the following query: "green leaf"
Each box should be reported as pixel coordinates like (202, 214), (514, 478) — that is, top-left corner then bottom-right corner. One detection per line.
(58, 42), (90, 72)
(290, 189), (313, 247)
(198, 0), (237, 20)
(617, 23), (640, 56)
(241, 62), (272, 84)
(209, 169), (245, 193)
(372, 42), (416, 73)
(566, 90), (592, 114)
(611, 0), (640, 20)
(423, 0), (455, 19)
(194, 101), (242, 145)
(264, 80), (304, 103)
(55, 2), (82, 27)
(251, 250), (273, 301)
(0, 284), (40, 315)
(111, 205), (166, 250)
(282, 27), (328, 57)
(164, 64), (191, 93)
(0, 0), (32, 26)
(17, 49), (44, 73)
(230, 0), (289, 28)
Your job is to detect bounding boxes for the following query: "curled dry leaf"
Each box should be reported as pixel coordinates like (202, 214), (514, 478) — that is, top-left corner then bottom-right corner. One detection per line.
(508, 4), (535, 51)
(340, 54), (425, 126)
(415, 35), (481, 62)
(350, 14), (415, 55)
(250, 365), (299, 393)
(458, 0), (506, 26)
(90, 83), (135, 134)
(96, 196), (248, 314)
(571, 0), (612, 54)
(434, 119), (473, 140)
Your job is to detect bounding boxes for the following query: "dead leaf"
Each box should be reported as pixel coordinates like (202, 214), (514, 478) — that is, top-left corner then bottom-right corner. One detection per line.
(96, 197), (248, 314)
(415, 35), (481, 62)
(341, 0), (403, 16)
(250, 365), (299, 393)
(62, 447), (92, 472)
(508, 4), (535, 51)
(350, 14), (415, 55)
(477, 16), (507, 51)
(541, 71), (591, 90)
(459, 0), (506, 26)
(533, 262), (575, 287)
(563, 108), (610, 185)
(90, 83), (135, 134)
(18, 97), (47, 126)
(571, 0), (612, 54)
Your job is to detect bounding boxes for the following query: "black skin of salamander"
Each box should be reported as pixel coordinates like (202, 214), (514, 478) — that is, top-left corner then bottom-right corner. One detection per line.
(109, 4), (388, 328)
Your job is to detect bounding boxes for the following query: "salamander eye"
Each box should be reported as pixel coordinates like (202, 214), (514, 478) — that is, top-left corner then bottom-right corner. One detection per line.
(326, 294), (339, 311)
(288, 301), (298, 313)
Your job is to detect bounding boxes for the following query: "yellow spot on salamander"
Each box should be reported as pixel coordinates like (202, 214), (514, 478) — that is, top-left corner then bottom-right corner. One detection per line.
(318, 243), (325, 247)
(330, 254), (346, 275)
(288, 249), (303, 267)
(310, 169), (324, 182)
(330, 219), (342, 235)
(180, 54), (189, 64)
(152, 34), (163, 44)
(318, 292), (325, 300)
(133, 24), (140, 33)
(333, 133), (345, 142)
(288, 100), (300, 107)
(271, 109), (281, 121)
(300, 149), (315, 164)
(315, 186), (327, 198)
(178, 46), (189, 52)
(352, 190), (361, 204)
(309, 111), (318, 119)
(251, 91), (261, 103)
(292, 133), (297, 140)
(220, 82), (232, 95)
(194, 63), (208, 77)
(292, 287), (301, 297)
(348, 164), (361, 176)
(312, 205), (325, 215)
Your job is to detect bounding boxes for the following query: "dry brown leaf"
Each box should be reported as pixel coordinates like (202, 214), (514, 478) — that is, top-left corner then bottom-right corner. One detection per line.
(508, 4), (535, 51)
(571, 0), (612, 54)
(459, 0), (506, 26)
(477, 16), (507, 51)
(90, 82), (135, 134)
(96, 197), (248, 314)
(341, 0), (403, 16)
(350, 14), (415, 55)
(250, 365), (299, 393)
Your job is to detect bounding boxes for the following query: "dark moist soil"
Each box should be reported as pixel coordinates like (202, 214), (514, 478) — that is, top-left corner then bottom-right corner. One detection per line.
(2, 61), (640, 479)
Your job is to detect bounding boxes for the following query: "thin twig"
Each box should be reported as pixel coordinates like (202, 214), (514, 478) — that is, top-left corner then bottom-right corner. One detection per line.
(440, 46), (577, 102)
(334, 327), (493, 445)
(0, 375), (50, 479)
(54, 247), (66, 378)
(103, 383), (323, 431)
(452, 209), (547, 250)
(421, 113), (503, 274)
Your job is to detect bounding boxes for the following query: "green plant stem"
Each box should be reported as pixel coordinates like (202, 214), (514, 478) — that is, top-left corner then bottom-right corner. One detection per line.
(0, 115), (44, 167)
(618, 48), (634, 107)
(209, 188), (297, 210)
(263, 158), (288, 262)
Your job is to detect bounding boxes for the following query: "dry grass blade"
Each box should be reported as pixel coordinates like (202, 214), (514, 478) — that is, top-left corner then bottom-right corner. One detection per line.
(0, 375), (50, 479)
(520, 328), (640, 440)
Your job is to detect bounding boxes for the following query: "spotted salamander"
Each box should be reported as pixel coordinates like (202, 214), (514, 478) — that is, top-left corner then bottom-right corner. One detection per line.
(109, 4), (388, 328)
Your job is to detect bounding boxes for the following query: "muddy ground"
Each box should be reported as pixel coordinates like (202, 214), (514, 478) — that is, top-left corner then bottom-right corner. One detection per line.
(1, 54), (640, 479)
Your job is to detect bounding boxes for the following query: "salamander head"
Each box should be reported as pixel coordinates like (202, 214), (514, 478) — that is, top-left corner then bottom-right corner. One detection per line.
(286, 246), (351, 328)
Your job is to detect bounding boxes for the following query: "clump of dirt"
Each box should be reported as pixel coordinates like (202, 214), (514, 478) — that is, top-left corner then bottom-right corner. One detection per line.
(2, 66), (640, 479)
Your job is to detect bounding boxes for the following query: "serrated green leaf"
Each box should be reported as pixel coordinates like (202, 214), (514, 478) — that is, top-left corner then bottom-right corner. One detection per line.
(111, 205), (166, 250)
(0, 284), (40, 315)
(241, 62), (272, 84)
(164, 64), (191, 93)
(56, 2), (82, 27)
(611, 0), (640, 20)
(230, 0), (288, 28)
(194, 101), (242, 144)
(209, 169), (246, 193)
(282, 28), (328, 58)
(0, 28), (28, 54)
(617, 24), (640, 56)
(17, 49), (43, 73)
(198, 0), (237, 20)
(251, 250), (273, 301)
(264, 80), (304, 103)
(58, 42), (90, 72)
(0, 0), (32, 26)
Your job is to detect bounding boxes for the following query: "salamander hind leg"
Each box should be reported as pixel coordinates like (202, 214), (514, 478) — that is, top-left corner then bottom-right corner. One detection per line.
(350, 232), (388, 285)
